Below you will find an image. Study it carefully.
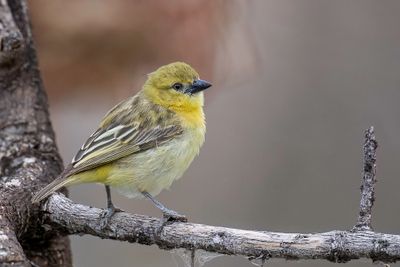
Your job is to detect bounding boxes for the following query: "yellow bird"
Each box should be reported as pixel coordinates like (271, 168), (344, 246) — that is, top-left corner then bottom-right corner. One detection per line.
(32, 62), (211, 225)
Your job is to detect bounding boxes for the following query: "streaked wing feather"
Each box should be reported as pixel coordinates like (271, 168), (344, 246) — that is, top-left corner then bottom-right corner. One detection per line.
(66, 124), (183, 176)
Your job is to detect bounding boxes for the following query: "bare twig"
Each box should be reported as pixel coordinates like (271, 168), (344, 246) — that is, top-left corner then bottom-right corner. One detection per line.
(43, 193), (400, 264)
(354, 126), (378, 231)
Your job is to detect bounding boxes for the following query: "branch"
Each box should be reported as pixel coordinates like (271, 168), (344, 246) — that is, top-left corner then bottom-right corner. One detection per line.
(43, 193), (400, 264)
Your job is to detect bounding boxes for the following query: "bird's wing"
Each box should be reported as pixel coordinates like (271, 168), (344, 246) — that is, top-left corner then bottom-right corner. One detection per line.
(65, 119), (183, 177)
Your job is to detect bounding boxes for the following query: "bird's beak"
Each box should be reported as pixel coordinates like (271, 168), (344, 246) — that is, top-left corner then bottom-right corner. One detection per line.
(186, 79), (212, 95)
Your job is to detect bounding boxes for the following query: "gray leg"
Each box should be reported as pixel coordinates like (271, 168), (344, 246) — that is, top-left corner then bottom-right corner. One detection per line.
(105, 185), (114, 210)
(142, 191), (187, 222)
(99, 185), (124, 228)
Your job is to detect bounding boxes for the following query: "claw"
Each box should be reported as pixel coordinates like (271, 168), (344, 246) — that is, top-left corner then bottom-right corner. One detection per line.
(156, 210), (188, 236)
(99, 205), (124, 229)
(113, 206), (125, 213)
(162, 210), (187, 223)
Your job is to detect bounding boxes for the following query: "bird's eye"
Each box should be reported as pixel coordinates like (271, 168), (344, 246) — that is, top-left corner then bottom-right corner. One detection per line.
(172, 83), (183, 90)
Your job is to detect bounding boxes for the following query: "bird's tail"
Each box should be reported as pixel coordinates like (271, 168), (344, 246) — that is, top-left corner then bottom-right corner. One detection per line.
(32, 177), (76, 203)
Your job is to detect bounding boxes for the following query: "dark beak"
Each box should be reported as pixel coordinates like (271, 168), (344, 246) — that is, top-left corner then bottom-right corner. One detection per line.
(186, 79), (212, 95)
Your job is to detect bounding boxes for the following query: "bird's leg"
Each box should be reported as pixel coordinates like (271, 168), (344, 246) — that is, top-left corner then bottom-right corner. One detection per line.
(99, 185), (124, 228)
(142, 191), (187, 222)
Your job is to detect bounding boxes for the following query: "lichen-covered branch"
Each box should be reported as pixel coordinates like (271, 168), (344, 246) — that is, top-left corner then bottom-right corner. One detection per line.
(42, 193), (400, 264)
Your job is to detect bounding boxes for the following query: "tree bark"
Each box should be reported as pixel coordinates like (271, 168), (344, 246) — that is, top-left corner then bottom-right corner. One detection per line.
(0, 0), (72, 266)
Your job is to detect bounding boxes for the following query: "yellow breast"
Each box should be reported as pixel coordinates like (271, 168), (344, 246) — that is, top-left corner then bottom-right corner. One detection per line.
(106, 126), (205, 198)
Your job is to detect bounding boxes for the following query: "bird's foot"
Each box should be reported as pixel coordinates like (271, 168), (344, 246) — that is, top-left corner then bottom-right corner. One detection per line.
(154, 209), (187, 236)
(162, 209), (187, 223)
(156, 210), (187, 236)
(99, 205), (124, 229)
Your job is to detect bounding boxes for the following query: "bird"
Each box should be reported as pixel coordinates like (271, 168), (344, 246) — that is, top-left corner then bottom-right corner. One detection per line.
(32, 62), (211, 226)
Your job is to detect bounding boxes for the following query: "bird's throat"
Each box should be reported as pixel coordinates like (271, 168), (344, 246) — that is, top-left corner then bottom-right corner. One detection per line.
(143, 87), (205, 128)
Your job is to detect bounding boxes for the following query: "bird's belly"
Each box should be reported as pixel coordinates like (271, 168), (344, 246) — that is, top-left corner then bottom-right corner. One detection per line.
(106, 131), (204, 198)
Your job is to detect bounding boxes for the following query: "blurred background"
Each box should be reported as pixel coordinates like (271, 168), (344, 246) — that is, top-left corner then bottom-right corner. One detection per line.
(28, 1), (400, 266)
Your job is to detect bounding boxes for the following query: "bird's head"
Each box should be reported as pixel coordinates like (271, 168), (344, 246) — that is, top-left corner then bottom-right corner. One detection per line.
(143, 62), (211, 112)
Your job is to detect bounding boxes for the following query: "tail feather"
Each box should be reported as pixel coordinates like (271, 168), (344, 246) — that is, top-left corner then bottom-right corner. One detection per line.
(32, 177), (74, 203)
